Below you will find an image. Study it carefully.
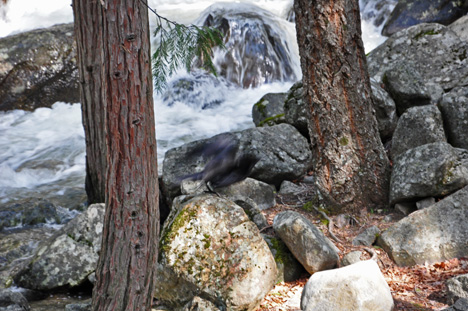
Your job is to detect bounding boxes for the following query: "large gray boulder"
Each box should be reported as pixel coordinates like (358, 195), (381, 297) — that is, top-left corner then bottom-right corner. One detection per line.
(273, 211), (339, 274)
(301, 260), (394, 311)
(382, 63), (432, 115)
(367, 23), (468, 92)
(390, 142), (468, 205)
(391, 105), (447, 159)
(0, 23), (79, 111)
(439, 87), (468, 150)
(446, 274), (468, 305)
(370, 79), (398, 141)
(155, 194), (277, 310)
(382, 0), (468, 36)
(378, 186), (468, 266)
(13, 204), (104, 290)
(162, 124), (312, 200)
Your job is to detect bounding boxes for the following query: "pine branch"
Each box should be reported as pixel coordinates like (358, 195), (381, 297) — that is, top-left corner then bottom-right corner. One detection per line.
(140, 0), (225, 93)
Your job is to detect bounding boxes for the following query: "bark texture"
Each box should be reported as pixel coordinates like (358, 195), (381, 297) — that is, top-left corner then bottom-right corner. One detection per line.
(294, 0), (390, 213)
(73, 0), (159, 310)
(73, 0), (106, 204)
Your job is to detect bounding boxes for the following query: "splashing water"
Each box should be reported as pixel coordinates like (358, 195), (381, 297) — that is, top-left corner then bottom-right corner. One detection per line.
(0, 0), (390, 203)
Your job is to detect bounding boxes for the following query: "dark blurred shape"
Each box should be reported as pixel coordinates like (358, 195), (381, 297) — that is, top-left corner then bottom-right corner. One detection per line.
(180, 137), (259, 191)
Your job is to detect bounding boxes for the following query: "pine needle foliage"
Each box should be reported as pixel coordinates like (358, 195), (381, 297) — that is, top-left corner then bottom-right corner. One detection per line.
(145, 3), (225, 93)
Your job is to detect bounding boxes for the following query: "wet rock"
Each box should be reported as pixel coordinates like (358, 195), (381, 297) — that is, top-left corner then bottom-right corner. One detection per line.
(0, 23), (78, 111)
(0, 289), (30, 311)
(0, 198), (60, 230)
(378, 186), (468, 266)
(301, 260), (394, 311)
(391, 105), (446, 159)
(197, 3), (299, 88)
(273, 211), (339, 274)
(382, 0), (468, 36)
(155, 194), (277, 310)
(162, 72), (232, 110)
(360, 0), (397, 28)
(252, 92), (287, 127)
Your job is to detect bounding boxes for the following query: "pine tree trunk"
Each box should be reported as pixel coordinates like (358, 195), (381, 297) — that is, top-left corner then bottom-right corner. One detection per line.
(73, 0), (106, 204)
(294, 0), (390, 213)
(73, 0), (159, 310)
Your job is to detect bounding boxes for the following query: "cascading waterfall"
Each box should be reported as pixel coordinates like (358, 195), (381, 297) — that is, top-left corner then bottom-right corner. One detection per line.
(0, 0), (391, 208)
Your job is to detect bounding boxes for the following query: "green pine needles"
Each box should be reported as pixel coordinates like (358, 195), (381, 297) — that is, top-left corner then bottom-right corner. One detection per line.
(146, 3), (225, 93)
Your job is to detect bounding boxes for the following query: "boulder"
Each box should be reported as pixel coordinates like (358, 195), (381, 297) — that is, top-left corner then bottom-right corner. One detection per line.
(155, 194), (277, 310)
(352, 226), (380, 247)
(449, 14), (468, 41)
(443, 298), (468, 311)
(197, 3), (299, 88)
(341, 251), (363, 267)
(0, 289), (30, 311)
(0, 227), (56, 290)
(416, 197), (436, 209)
(181, 296), (222, 311)
(162, 124), (312, 200)
(391, 105), (447, 159)
(263, 235), (305, 283)
(301, 260), (394, 311)
(446, 274), (468, 305)
(64, 302), (91, 311)
(370, 79), (398, 141)
(273, 211), (339, 274)
(216, 177), (275, 210)
(283, 82), (311, 140)
(439, 86), (468, 150)
(378, 186), (468, 266)
(382, 63), (431, 115)
(252, 93), (287, 127)
(0, 198), (62, 230)
(0, 23), (79, 111)
(13, 204), (104, 290)
(367, 23), (468, 92)
(390, 142), (468, 205)
(382, 0), (468, 36)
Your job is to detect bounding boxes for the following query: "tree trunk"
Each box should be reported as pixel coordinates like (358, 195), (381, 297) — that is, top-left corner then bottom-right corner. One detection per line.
(73, 0), (106, 204)
(73, 0), (159, 310)
(294, 0), (390, 213)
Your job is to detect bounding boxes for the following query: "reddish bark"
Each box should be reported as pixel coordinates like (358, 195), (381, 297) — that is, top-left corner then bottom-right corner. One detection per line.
(73, 0), (159, 310)
(294, 0), (390, 213)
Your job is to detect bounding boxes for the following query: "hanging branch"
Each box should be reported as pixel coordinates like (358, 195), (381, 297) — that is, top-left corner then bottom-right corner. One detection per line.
(140, 0), (225, 93)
